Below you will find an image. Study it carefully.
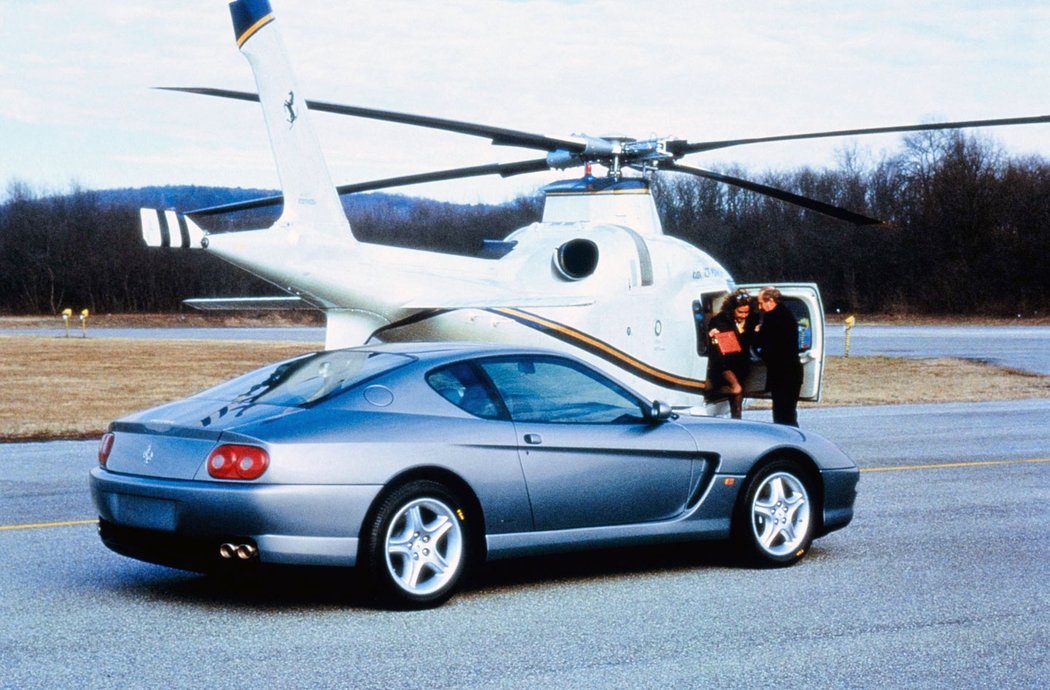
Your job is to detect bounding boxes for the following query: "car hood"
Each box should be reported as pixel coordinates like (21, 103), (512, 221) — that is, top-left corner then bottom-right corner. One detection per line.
(673, 416), (855, 472)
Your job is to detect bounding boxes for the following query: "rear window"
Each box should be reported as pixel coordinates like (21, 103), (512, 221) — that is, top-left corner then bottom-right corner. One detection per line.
(192, 350), (414, 407)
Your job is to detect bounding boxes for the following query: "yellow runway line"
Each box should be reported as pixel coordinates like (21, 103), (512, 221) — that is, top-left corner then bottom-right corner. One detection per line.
(861, 457), (1050, 473)
(0, 518), (98, 532)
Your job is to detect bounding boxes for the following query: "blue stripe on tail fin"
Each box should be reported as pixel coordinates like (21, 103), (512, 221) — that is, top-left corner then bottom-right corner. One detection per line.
(230, 0), (274, 47)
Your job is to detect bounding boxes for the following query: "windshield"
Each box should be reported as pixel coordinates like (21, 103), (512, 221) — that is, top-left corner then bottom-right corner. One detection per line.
(192, 350), (414, 407)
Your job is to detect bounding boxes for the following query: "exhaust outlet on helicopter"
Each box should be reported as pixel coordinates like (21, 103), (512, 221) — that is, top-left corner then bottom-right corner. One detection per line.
(554, 239), (599, 280)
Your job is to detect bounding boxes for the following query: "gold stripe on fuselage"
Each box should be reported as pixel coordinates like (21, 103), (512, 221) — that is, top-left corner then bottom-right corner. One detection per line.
(494, 308), (707, 391)
(544, 188), (650, 196)
(237, 13), (274, 48)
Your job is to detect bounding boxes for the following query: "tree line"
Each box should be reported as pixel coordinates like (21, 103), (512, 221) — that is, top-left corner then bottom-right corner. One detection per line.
(1, 130), (1047, 316)
(654, 130), (1050, 315)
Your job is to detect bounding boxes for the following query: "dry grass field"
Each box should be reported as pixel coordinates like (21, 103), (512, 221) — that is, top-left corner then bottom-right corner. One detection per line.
(0, 336), (315, 441)
(1, 334), (1048, 441)
(808, 355), (1050, 406)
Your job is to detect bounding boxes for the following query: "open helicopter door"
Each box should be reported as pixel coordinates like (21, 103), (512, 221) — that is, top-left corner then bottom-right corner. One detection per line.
(736, 283), (826, 402)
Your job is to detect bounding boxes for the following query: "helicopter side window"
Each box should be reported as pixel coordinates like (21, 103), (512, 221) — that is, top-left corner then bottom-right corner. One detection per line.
(782, 298), (813, 352)
(693, 296), (717, 355)
(693, 300), (706, 355)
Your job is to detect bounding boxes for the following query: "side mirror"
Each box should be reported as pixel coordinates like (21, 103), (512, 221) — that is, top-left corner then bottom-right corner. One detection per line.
(647, 400), (673, 422)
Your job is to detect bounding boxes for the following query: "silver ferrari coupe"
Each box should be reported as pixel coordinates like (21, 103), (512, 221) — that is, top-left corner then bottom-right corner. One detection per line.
(90, 342), (858, 608)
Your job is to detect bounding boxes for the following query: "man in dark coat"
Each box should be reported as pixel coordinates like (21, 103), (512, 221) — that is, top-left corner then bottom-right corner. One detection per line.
(755, 287), (803, 426)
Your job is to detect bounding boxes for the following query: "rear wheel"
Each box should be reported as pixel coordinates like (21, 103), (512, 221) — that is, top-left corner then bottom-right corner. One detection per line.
(735, 460), (814, 566)
(363, 480), (470, 608)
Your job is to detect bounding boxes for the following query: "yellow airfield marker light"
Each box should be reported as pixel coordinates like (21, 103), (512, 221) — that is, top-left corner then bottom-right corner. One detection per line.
(61, 308), (73, 337)
(79, 309), (89, 337)
(844, 314), (856, 357)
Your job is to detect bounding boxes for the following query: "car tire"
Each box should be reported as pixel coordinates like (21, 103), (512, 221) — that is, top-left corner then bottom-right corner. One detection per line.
(734, 460), (814, 567)
(363, 480), (470, 609)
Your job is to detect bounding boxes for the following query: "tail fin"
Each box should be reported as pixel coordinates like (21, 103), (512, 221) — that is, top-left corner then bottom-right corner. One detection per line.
(229, 0), (354, 241)
(141, 209), (206, 248)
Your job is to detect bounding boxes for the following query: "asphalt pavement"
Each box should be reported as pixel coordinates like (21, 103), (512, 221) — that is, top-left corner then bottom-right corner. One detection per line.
(825, 323), (1050, 374)
(1, 401), (1047, 688)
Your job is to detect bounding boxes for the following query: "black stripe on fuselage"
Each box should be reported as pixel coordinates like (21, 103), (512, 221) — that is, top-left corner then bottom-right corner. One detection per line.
(490, 308), (708, 394)
(372, 306), (707, 394)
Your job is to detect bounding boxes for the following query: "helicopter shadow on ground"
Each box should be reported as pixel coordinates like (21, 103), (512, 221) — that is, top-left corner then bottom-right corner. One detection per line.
(83, 540), (793, 611)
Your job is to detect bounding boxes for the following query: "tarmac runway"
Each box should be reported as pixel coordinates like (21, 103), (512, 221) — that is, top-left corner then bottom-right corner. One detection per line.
(1, 323), (1047, 687)
(1, 400), (1047, 688)
(9, 322), (1050, 374)
(2, 325), (326, 344)
(825, 323), (1050, 374)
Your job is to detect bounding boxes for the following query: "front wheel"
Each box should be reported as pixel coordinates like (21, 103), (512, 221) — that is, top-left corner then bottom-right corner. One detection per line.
(363, 480), (470, 608)
(735, 461), (814, 567)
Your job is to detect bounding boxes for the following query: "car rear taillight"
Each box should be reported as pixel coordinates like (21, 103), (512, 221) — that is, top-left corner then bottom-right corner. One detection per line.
(98, 433), (115, 467)
(207, 444), (269, 480)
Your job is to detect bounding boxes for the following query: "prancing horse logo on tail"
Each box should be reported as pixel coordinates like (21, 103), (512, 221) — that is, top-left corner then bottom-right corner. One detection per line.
(284, 90), (297, 127)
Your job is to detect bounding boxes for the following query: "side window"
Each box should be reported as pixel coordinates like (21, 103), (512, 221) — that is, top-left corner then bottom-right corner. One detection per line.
(693, 299), (707, 355)
(693, 294), (718, 355)
(478, 356), (647, 424)
(425, 362), (502, 419)
(783, 298), (813, 352)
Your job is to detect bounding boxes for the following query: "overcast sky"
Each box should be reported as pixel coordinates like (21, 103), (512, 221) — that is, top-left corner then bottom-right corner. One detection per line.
(3, 1), (1050, 204)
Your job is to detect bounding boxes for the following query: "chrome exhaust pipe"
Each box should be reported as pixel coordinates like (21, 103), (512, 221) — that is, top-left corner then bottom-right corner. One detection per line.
(219, 542), (257, 560)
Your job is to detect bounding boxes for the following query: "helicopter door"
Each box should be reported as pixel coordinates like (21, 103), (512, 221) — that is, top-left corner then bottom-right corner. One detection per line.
(737, 283), (825, 402)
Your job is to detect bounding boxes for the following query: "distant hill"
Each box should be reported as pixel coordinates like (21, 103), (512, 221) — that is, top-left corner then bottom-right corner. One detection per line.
(92, 185), (279, 211)
(90, 185), (521, 216)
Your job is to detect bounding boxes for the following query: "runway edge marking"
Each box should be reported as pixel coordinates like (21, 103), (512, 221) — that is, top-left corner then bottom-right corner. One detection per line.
(861, 457), (1050, 473)
(0, 518), (98, 532)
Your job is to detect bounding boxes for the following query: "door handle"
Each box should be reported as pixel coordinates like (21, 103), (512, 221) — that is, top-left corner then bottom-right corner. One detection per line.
(524, 433), (543, 445)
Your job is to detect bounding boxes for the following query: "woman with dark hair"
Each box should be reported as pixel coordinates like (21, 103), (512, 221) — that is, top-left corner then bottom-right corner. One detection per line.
(706, 291), (757, 418)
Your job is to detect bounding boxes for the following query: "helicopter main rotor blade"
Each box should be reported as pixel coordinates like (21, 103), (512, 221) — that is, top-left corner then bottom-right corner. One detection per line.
(186, 158), (552, 217)
(670, 114), (1050, 156)
(336, 158), (552, 193)
(665, 163), (883, 226)
(159, 87), (587, 154)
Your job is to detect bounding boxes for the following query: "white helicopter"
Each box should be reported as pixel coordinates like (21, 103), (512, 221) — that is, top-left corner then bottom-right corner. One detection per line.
(142, 0), (1050, 414)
